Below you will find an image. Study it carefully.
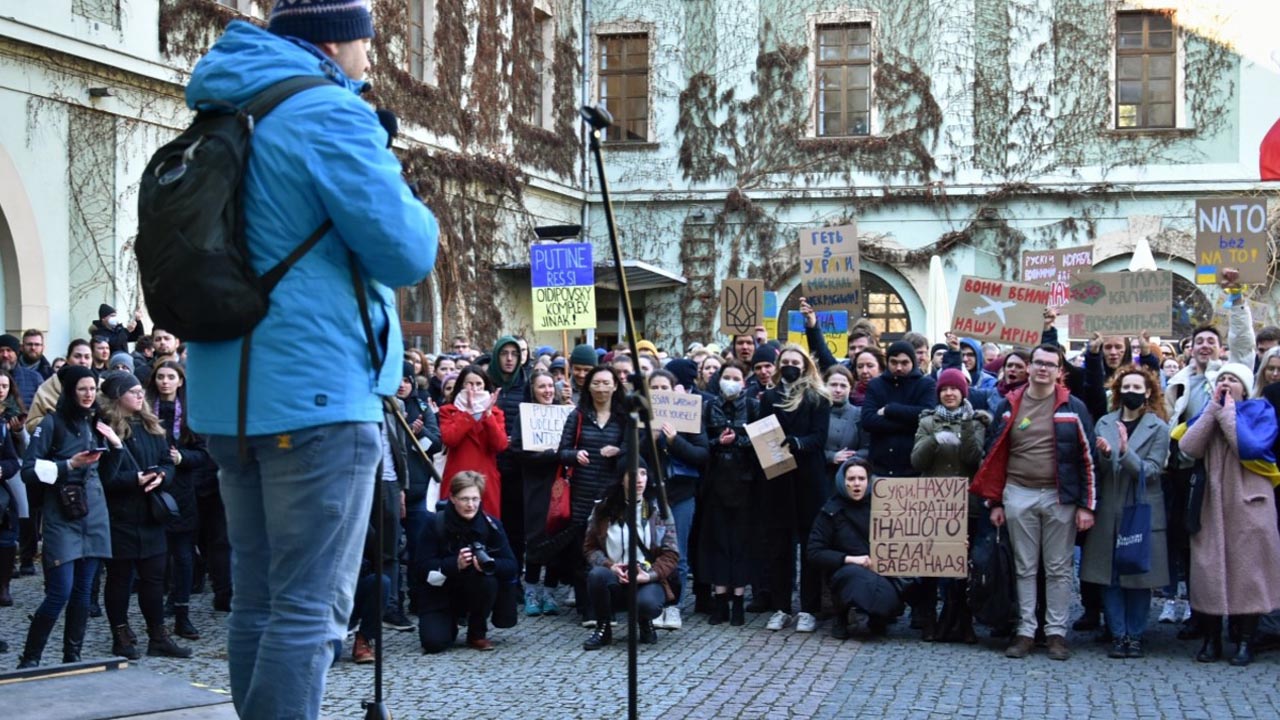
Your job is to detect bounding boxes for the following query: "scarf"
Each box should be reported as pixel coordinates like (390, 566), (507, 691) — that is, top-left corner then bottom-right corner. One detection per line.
(933, 400), (974, 424)
(1172, 398), (1280, 487)
(996, 378), (1026, 398)
(154, 397), (182, 441)
(851, 380), (870, 407)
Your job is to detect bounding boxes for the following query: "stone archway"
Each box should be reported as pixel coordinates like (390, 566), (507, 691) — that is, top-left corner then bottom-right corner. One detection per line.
(0, 144), (50, 334)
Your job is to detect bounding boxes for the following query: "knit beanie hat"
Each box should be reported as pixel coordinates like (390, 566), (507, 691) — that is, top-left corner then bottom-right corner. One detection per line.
(886, 340), (916, 368)
(569, 344), (598, 367)
(750, 345), (777, 368)
(58, 364), (95, 391)
(100, 371), (141, 400)
(402, 362), (415, 381)
(0, 334), (19, 354)
(98, 303), (115, 320)
(108, 352), (135, 371)
(936, 368), (970, 399)
(1213, 362), (1255, 398)
(930, 343), (948, 358)
(268, 0), (375, 44)
(665, 358), (699, 390)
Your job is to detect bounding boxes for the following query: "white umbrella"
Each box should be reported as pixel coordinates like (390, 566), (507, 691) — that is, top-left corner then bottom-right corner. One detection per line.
(925, 255), (952, 344)
(1129, 235), (1158, 272)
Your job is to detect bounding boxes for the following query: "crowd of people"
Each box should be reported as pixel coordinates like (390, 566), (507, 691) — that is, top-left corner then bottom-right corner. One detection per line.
(4, 280), (1280, 671)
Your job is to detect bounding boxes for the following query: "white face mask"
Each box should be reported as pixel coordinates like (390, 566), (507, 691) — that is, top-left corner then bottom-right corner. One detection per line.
(719, 379), (743, 398)
(106, 316), (120, 329)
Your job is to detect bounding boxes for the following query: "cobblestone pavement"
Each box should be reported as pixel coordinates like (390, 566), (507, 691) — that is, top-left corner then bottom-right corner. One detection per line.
(5, 574), (1279, 719)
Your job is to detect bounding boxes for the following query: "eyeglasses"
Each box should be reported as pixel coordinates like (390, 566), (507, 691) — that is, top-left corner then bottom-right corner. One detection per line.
(1031, 360), (1060, 369)
(455, 496), (481, 505)
(126, 389), (146, 397)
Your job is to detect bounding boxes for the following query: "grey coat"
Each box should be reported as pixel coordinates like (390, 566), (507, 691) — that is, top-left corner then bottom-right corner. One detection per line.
(21, 413), (112, 567)
(1080, 411), (1170, 589)
(824, 401), (869, 467)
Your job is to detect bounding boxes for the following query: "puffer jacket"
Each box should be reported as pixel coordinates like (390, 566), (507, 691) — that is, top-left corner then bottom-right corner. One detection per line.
(184, 21), (438, 436)
(911, 406), (988, 477)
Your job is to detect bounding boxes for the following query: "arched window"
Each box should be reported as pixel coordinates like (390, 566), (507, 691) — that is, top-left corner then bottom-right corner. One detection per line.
(1171, 273), (1213, 341)
(779, 271), (912, 347)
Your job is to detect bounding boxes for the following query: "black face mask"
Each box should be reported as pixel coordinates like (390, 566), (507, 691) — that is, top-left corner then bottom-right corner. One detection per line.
(1120, 391), (1147, 411)
(779, 366), (802, 384)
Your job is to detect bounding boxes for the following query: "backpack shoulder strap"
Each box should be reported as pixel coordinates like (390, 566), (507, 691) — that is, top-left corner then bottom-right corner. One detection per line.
(242, 76), (334, 124)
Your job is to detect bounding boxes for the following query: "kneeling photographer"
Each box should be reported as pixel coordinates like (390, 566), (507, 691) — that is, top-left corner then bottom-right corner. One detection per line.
(413, 471), (517, 653)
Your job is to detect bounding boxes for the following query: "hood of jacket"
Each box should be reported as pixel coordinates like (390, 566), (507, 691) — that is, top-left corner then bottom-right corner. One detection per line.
(488, 335), (524, 390)
(833, 456), (873, 503)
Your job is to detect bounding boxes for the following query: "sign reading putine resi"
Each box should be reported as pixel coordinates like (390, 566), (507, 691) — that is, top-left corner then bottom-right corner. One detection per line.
(950, 276), (1051, 346)
(531, 242), (596, 331)
(870, 477), (968, 578)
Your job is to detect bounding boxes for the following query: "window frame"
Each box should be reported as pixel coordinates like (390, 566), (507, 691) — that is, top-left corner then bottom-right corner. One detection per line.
(527, 6), (554, 130)
(1111, 8), (1185, 131)
(813, 23), (873, 138)
(406, 0), (438, 86)
(806, 10), (879, 139)
(594, 26), (652, 144)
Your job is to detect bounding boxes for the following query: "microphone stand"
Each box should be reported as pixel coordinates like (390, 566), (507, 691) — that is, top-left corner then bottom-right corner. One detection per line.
(581, 105), (673, 720)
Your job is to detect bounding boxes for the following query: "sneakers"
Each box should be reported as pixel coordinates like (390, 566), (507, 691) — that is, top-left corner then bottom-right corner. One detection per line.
(655, 606), (682, 630)
(765, 611), (792, 631)
(1005, 635), (1034, 659)
(383, 610), (415, 632)
(352, 633), (374, 664)
(795, 612), (817, 633)
(1180, 600), (1192, 623)
(1046, 634), (1071, 661)
(524, 587), (543, 617)
(541, 591), (561, 616)
(1158, 599), (1178, 624)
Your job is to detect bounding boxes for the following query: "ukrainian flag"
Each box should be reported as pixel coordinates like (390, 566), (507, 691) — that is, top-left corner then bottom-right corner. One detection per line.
(1196, 265), (1218, 284)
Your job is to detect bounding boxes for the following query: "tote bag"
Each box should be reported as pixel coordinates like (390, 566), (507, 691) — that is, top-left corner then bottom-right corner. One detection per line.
(1114, 466), (1152, 576)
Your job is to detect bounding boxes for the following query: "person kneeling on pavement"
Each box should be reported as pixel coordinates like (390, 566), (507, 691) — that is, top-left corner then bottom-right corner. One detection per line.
(807, 458), (907, 639)
(412, 471), (517, 653)
(581, 460), (679, 650)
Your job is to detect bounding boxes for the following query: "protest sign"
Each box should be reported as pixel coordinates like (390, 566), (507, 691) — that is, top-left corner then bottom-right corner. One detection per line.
(786, 310), (849, 358)
(721, 279), (764, 335)
(531, 242), (596, 331)
(869, 476), (968, 578)
(649, 390), (703, 434)
(745, 414), (796, 480)
(1195, 198), (1271, 285)
(798, 223), (858, 259)
(1061, 270), (1173, 335)
(1022, 245), (1094, 307)
(763, 291), (779, 340)
(950, 276), (1051, 346)
(801, 253), (862, 319)
(519, 403), (575, 452)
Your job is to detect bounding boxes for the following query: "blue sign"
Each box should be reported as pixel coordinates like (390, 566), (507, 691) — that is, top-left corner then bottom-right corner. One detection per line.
(531, 243), (594, 288)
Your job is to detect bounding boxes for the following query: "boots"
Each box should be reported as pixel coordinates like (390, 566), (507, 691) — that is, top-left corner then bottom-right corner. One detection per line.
(0, 545), (15, 607)
(1196, 614), (1223, 663)
(173, 604), (200, 640)
(582, 621), (612, 650)
(147, 623), (193, 658)
(112, 624), (141, 660)
(1230, 614), (1259, 667)
(730, 595), (745, 627)
(62, 603), (89, 663)
(17, 613), (58, 668)
(708, 593), (729, 626)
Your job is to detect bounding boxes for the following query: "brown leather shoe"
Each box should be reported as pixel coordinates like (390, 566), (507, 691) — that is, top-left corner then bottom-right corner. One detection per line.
(1047, 634), (1071, 660)
(467, 637), (495, 651)
(352, 633), (374, 664)
(1005, 635), (1035, 659)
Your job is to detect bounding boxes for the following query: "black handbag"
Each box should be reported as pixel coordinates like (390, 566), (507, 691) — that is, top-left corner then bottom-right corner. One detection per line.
(56, 482), (89, 521)
(148, 490), (180, 524)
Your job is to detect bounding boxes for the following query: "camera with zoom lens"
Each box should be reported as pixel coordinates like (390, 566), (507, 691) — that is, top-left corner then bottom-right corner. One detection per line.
(469, 542), (496, 575)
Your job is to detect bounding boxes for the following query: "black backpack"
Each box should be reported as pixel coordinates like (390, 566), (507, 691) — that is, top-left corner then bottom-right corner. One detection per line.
(968, 526), (1018, 628)
(135, 76), (333, 343)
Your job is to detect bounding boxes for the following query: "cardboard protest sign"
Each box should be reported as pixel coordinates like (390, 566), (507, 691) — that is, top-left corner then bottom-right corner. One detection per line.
(1022, 245), (1094, 308)
(745, 414), (796, 480)
(1061, 270), (1173, 336)
(531, 243), (596, 330)
(649, 390), (703, 434)
(869, 477), (968, 578)
(519, 403), (575, 452)
(786, 310), (848, 358)
(801, 253), (862, 319)
(798, 223), (858, 259)
(721, 279), (764, 335)
(762, 291), (779, 340)
(1195, 198), (1270, 285)
(951, 276), (1051, 346)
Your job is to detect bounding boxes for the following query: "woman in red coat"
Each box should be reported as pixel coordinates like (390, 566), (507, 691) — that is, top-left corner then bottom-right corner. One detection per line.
(438, 364), (508, 518)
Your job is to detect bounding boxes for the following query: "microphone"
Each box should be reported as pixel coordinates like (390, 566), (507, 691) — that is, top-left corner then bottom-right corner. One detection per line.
(376, 109), (398, 149)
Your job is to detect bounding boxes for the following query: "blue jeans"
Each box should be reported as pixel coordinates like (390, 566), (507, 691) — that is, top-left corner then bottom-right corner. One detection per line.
(670, 497), (694, 601)
(208, 422), (380, 720)
(1103, 585), (1152, 639)
(37, 557), (99, 619)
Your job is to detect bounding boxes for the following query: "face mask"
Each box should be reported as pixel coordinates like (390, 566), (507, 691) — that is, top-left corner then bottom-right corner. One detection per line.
(1120, 391), (1146, 411)
(719, 379), (743, 398)
(779, 366), (802, 384)
(106, 317), (120, 329)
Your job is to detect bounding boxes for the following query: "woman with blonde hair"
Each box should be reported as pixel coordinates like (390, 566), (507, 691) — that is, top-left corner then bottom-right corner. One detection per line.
(96, 372), (189, 660)
(758, 344), (831, 633)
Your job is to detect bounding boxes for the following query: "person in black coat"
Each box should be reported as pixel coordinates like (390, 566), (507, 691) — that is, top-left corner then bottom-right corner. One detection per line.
(489, 335), (531, 569)
(412, 471), (517, 653)
(759, 344), (831, 632)
(808, 458), (907, 638)
(399, 365), (442, 616)
(145, 361), (210, 641)
(96, 372), (189, 660)
(861, 341), (936, 477)
(88, 303), (145, 354)
(555, 365), (628, 620)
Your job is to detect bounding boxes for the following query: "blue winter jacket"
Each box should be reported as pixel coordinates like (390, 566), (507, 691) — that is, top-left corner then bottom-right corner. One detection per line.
(183, 22), (438, 436)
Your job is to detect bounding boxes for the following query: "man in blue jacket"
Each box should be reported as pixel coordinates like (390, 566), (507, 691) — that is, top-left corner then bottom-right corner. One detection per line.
(184, 2), (438, 717)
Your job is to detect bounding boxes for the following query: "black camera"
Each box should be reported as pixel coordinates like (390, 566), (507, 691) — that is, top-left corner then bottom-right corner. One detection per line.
(469, 542), (496, 575)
